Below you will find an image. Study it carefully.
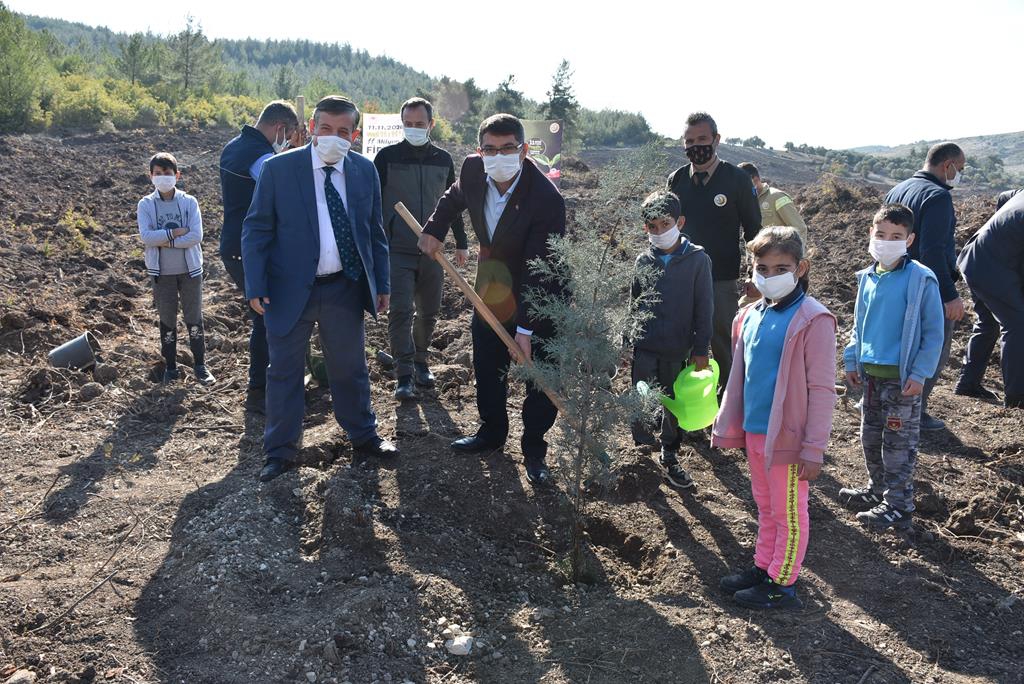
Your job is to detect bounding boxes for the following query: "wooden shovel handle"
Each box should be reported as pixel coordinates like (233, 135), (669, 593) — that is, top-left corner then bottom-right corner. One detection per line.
(394, 202), (568, 416)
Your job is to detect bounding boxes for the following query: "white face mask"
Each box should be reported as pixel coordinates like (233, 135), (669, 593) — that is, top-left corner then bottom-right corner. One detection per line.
(404, 126), (430, 147)
(272, 127), (291, 154)
(483, 153), (522, 183)
(314, 135), (351, 165)
(152, 175), (177, 193)
(946, 163), (962, 188)
(649, 226), (680, 251)
(754, 271), (798, 301)
(869, 238), (908, 267)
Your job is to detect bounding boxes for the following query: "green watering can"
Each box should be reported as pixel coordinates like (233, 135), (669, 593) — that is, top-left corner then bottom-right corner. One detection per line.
(637, 359), (720, 431)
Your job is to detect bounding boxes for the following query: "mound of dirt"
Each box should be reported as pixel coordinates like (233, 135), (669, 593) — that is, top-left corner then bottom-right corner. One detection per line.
(1, 131), (1022, 684)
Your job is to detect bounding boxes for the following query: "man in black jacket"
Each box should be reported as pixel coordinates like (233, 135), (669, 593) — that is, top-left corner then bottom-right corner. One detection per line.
(219, 100), (302, 412)
(374, 97), (467, 401)
(418, 114), (566, 485)
(885, 143), (966, 430)
(667, 112), (761, 389)
(956, 191), (1024, 407)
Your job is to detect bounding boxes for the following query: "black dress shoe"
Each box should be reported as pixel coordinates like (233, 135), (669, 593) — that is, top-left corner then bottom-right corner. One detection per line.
(356, 437), (400, 457)
(259, 458), (292, 483)
(1006, 395), (1024, 409)
(954, 382), (998, 401)
(450, 435), (503, 453)
(244, 386), (266, 414)
(394, 375), (417, 401)
(414, 362), (436, 388)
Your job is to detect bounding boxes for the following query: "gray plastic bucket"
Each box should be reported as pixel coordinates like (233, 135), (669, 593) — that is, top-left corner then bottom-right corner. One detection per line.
(48, 332), (100, 370)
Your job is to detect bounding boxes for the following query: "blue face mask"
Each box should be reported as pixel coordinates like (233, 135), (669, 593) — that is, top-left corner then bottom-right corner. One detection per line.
(404, 127), (429, 147)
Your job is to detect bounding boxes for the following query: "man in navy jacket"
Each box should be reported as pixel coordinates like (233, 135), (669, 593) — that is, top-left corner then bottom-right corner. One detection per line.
(220, 101), (302, 412)
(243, 96), (398, 483)
(885, 142), (966, 430)
(956, 191), (1024, 407)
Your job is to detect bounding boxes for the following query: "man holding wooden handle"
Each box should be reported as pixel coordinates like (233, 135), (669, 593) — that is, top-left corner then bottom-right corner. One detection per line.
(417, 113), (566, 485)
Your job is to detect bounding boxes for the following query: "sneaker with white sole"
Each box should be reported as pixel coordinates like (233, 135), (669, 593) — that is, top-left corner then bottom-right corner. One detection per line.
(839, 486), (883, 511)
(664, 463), (694, 489)
(856, 501), (913, 531)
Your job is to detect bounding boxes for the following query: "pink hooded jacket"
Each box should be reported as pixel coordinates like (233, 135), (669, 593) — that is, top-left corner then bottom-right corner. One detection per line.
(711, 295), (838, 468)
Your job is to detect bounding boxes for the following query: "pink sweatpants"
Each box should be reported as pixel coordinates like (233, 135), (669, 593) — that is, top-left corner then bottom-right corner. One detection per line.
(746, 433), (809, 586)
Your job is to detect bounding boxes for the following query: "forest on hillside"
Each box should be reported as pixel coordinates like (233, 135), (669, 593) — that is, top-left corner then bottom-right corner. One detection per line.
(1, 6), (657, 147)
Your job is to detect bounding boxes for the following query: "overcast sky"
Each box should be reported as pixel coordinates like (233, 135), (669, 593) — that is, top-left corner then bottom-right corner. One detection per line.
(10, 0), (1023, 149)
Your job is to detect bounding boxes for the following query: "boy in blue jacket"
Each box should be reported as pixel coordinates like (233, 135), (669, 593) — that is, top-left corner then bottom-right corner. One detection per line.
(840, 204), (944, 530)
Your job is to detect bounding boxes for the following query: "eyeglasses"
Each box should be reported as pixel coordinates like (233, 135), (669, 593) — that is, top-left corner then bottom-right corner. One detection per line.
(480, 143), (523, 157)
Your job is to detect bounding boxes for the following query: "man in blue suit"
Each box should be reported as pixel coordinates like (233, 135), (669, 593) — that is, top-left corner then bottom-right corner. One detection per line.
(243, 95), (399, 483)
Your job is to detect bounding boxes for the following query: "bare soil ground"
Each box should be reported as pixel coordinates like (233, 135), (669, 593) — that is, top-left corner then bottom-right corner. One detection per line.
(1, 130), (1022, 684)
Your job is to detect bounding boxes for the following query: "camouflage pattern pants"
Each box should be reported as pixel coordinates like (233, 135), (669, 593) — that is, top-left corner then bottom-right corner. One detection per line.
(861, 376), (921, 512)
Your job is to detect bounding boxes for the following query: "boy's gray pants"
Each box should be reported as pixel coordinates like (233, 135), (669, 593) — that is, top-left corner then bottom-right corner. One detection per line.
(387, 253), (443, 378)
(631, 349), (685, 463)
(861, 375), (921, 512)
(153, 273), (203, 329)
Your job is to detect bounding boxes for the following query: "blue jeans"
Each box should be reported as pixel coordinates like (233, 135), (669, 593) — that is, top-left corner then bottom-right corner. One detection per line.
(263, 275), (378, 463)
(222, 256), (268, 389)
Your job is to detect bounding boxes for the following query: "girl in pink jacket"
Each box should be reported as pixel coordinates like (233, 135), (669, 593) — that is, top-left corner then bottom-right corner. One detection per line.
(711, 226), (837, 610)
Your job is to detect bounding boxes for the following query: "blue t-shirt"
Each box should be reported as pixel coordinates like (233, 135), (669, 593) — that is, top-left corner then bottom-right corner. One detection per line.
(742, 289), (805, 434)
(859, 261), (911, 366)
(658, 238), (689, 266)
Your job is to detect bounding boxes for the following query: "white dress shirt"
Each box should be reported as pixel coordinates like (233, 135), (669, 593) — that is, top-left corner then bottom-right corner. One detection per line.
(484, 171), (522, 241)
(311, 150), (348, 276)
(484, 171), (533, 336)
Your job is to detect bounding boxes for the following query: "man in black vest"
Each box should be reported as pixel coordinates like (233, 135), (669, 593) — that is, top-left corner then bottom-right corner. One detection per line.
(374, 97), (467, 401)
(219, 101), (303, 412)
(667, 112), (761, 390)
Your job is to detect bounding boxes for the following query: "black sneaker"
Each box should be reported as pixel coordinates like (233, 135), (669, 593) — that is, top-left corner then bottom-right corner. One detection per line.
(733, 578), (803, 610)
(856, 502), (913, 531)
(413, 362), (436, 388)
(920, 413), (945, 431)
(954, 382), (998, 401)
(194, 364), (215, 385)
(664, 463), (694, 490)
(720, 565), (769, 593)
(838, 486), (883, 511)
(394, 375), (417, 401)
(525, 461), (551, 486)
(162, 367), (180, 384)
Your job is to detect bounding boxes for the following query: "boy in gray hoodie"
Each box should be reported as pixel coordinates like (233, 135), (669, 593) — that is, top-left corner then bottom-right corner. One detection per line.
(137, 153), (214, 385)
(630, 190), (714, 489)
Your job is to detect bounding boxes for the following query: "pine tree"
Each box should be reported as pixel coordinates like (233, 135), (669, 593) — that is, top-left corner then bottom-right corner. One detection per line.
(0, 4), (49, 131)
(115, 32), (150, 86)
(491, 74), (524, 118)
(541, 59), (579, 146)
(273, 64), (298, 100)
(170, 15), (218, 97)
(512, 144), (667, 582)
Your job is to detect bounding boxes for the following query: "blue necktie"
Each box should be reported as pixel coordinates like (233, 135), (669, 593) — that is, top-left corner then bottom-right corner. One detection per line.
(323, 165), (363, 281)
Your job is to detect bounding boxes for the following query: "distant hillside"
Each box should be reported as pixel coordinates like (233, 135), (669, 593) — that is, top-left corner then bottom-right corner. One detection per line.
(14, 12), (656, 147)
(851, 131), (1024, 177)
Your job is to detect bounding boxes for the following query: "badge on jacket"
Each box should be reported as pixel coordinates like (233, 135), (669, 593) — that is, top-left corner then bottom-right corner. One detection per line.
(885, 415), (903, 431)
(714, 194), (728, 207)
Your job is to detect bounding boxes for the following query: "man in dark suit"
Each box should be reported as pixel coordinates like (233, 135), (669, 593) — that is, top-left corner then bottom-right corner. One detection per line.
(243, 95), (399, 483)
(418, 113), (566, 485)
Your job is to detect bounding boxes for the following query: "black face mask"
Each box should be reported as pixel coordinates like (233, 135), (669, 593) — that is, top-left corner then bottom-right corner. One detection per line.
(685, 144), (715, 165)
